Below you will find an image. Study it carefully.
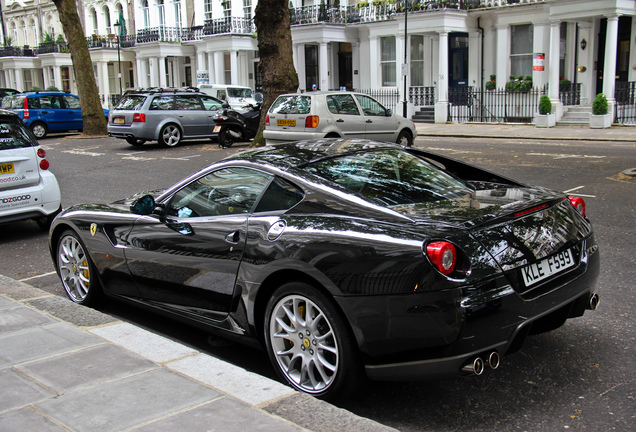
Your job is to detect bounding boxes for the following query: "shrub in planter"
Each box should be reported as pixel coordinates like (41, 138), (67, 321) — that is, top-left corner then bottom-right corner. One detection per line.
(592, 93), (608, 115)
(590, 93), (611, 128)
(538, 95), (552, 115)
(535, 94), (555, 128)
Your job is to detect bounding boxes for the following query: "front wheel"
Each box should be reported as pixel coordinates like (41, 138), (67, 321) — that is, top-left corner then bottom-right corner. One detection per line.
(264, 282), (361, 401)
(218, 126), (238, 148)
(159, 124), (182, 147)
(396, 130), (413, 147)
(56, 230), (102, 306)
(30, 122), (48, 139)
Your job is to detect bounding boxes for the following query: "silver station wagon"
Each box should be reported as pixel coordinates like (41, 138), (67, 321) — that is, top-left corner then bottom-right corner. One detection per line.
(264, 91), (417, 146)
(107, 88), (228, 147)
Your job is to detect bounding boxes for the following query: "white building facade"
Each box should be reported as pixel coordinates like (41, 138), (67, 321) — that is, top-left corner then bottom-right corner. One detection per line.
(1, 0), (634, 123)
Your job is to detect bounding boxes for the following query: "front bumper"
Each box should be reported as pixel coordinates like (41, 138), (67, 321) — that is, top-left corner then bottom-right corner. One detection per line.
(335, 239), (601, 381)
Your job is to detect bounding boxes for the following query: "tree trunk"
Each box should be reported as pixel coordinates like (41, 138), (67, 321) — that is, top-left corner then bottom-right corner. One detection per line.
(52, 0), (106, 136)
(252, 0), (299, 146)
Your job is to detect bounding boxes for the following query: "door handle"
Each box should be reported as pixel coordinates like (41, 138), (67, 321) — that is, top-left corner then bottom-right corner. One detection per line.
(225, 230), (240, 243)
(366, 119), (372, 123)
(336, 119), (344, 122)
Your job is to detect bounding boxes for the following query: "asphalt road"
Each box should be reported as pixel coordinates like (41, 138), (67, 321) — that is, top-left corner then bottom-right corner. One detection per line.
(1, 133), (634, 431)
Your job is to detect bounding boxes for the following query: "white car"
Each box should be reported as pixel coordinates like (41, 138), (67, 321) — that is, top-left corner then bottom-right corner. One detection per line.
(0, 109), (61, 229)
(264, 91), (417, 146)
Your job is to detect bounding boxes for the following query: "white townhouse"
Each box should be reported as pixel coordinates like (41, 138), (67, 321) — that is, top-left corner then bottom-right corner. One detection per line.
(1, 0), (634, 124)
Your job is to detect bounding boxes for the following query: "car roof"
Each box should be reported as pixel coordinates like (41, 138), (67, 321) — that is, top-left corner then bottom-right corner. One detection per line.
(276, 91), (360, 97)
(19, 91), (78, 97)
(224, 138), (404, 170)
(123, 87), (207, 96)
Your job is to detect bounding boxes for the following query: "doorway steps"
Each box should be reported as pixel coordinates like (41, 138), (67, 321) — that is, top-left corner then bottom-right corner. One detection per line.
(412, 107), (435, 123)
(557, 106), (591, 126)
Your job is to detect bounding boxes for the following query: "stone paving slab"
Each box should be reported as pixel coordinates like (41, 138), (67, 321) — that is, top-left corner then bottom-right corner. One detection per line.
(0, 407), (67, 432)
(0, 368), (55, 412)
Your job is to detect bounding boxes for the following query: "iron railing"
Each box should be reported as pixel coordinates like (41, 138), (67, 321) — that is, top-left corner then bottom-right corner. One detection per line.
(559, 82), (581, 106)
(448, 87), (544, 123)
(409, 86), (435, 106)
(355, 88), (400, 113)
(615, 81), (636, 125)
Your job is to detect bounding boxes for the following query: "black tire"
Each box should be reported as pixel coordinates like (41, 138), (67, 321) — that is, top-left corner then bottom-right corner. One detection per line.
(56, 229), (102, 306)
(126, 137), (146, 146)
(158, 124), (182, 147)
(30, 122), (48, 139)
(264, 282), (362, 401)
(396, 129), (413, 147)
(218, 126), (237, 148)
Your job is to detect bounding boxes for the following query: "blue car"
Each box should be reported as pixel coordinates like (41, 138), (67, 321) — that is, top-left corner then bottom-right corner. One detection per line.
(0, 91), (109, 139)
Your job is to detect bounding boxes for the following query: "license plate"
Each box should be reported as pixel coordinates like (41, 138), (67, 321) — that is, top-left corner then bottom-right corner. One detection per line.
(521, 249), (575, 287)
(0, 163), (15, 175)
(277, 119), (296, 127)
(113, 116), (125, 124)
(213, 125), (222, 133)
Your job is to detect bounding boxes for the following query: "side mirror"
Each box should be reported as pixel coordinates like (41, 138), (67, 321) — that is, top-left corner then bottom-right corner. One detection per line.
(130, 195), (156, 215)
(222, 101), (231, 109)
(386, 109), (393, 116)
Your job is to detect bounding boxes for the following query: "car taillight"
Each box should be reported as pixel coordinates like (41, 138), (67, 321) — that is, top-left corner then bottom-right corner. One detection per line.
(133, 113), (146, 122)
(37, 148), (46, 158)
(37, 148), (49, 170)
(265, 114), (270, 126)
(426, 241), (457, 276)
(568, 196), (586, 217)
(23, 97), (29, 119)
(305, 116), (319, 128)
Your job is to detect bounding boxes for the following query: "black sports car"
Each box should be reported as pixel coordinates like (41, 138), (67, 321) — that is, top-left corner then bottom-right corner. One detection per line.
(50, 139), (600, 400)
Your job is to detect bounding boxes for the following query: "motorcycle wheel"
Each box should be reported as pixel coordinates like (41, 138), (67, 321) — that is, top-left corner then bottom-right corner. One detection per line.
(218, 126), (237, 148)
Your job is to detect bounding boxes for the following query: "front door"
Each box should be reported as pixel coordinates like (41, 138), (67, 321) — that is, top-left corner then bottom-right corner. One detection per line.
(596, 16), (632, 95)
(449, 33), (469, 88)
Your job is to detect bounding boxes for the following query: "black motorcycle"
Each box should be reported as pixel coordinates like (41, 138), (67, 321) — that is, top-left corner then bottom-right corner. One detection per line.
(213, 103), (261, 148)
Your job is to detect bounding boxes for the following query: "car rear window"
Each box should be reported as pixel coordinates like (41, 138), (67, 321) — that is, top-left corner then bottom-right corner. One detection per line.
(270, 96), (311, 115)
(305, 149), (470, 206)
(0, 117), (37, 150)
(115, 95), (148, 110)
(1, 96), (26, 109)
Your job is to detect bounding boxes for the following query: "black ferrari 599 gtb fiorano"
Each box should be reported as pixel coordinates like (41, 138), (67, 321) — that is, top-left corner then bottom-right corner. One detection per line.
(50, 139), (600, 400)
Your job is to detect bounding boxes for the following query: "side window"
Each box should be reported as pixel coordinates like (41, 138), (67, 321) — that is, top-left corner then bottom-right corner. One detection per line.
(39, 96), (54, 109)
(354, 95), (387, 116)
(175, 95), (203, 110)
(50, 96), (64, 109)
(200, 95), (223, 111)
(166, 167), (272, 218)
(217, 90), (227, 101)
(327, 94), (360, 115)
(62, 95), (81, 109)
(150, 96), (174, 110)
(254, 177), (304, 213)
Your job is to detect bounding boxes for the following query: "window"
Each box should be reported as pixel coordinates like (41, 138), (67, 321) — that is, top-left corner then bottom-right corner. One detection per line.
(157, 0), (165, 27)
(380, 36), (396, 87)
(0, 118), (37, 150)
(167, 168), (272, 217)
(204, 0), (213, 21)
(141, 0), (150, 28)
(200, 95), (224, 110)
(150, 96), (174, 110)
(243, 0), (252, 19)
(410, 35), (424, 87)
(326, 94), (360, 115)
(354, 94), (387, 117)
(175, 95), (203, 110)
(304, 45), (318, 91)
(223, 0), (232, 18)
(254, 177), (304, 213)
(174, 0), (182, 28)
(269, 95), (311, 115)
(510, 24), (533, 76)
(104, 7), (112, 34)
(91, 9), (98, 33)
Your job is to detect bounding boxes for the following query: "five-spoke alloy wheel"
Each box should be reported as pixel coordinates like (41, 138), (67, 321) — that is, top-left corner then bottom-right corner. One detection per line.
(159, 124), (182, 147)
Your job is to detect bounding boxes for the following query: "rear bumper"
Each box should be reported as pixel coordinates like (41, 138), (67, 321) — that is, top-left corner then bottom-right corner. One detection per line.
(335, 239), (601, 381)
(0, 171), (61, 223)
(263, 130), (325, 144)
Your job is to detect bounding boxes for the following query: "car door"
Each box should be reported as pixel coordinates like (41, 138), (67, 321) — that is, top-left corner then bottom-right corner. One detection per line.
(354, 94), (398, 142)
(124, 167), (273, 319)
(174, 94), (210, 136)
(326, 94), (366, 138)
(61, 95), (83, 131)
(33, 95), (61, 131)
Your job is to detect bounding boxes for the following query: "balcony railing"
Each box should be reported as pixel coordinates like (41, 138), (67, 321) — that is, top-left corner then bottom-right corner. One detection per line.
(0, 46), (36, 57)
(35, 42), (70, 55)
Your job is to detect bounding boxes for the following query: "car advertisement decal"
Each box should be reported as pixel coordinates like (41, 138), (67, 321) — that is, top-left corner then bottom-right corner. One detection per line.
(0, 193), (34, 210)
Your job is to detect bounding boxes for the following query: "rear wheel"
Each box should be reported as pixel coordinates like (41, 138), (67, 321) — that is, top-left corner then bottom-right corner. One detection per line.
(218, 126), (238, 148)
(126, 137), (146, 146)
(396, 130), (413, 147)
(264, 282), (361, 401)
(30, 122), (48, 139)
(159, 124), (182, 147)
(56, 230), (101, 306)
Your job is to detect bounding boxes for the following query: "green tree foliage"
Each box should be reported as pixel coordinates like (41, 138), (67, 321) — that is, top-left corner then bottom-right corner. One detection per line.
(592, 93), (608, 115)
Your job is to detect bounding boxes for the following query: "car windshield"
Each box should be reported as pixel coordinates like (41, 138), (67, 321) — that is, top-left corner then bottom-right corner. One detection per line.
(115, 95), (147, 110)
(0, 117), (36, 150)
(228, 88), (253, 98)
(270, 95), (311, 114)
(305, 149), (471, 206)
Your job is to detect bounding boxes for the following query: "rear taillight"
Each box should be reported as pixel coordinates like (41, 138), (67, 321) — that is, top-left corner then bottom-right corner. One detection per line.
(23, 97), (29, 119)
(568, 196), (586, 217)
(305, 116), (319, 128)
(133, 113), (146, 122)
(37, 148), (49, 170)
(265, 114), (270, 126)
(426, 241), (457, 276)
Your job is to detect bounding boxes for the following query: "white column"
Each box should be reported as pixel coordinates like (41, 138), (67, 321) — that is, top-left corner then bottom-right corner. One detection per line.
(214, 51), (224, 84)
(602, 15), (619, 116)
(3, 70), (10, 88)
(53, 67), (63, 90)
(468, 31), (481, 88)
(15, 68), (25, 91)
(296, 44), (306, 91)
(230, 50), (239, 85)
(207, 52), (214, 83)
(149, 57), (159, 87)
(42, 67), (51, 89)
(100, 62), (110, 104)
(369, 36), (378, 88)
(532, 22), (549, 90)
(319, 42), (328, 90)
(548, 21), (563, 118)
(495, 25), (508, 89)
(196, 50), (206, 76)
(577, 22), (593, 105)
(136, 58), (143, 88)
(435, 31), (448, 123)
(158, 57), (167, 87)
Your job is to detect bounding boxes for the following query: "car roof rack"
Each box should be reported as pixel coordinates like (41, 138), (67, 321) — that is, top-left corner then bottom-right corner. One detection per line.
(124, 87), (202, 95)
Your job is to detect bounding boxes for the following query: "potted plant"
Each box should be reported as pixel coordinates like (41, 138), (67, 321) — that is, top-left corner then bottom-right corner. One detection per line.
(590, 93), (611, 128)
(535, 95), (555, 128)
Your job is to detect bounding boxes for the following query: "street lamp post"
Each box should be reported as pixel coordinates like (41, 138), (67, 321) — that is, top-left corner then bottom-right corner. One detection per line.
(113, 22), (122, 95)
(402, 1), (408, 118)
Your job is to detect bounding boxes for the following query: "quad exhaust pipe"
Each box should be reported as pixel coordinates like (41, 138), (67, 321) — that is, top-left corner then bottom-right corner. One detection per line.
(461, 351), (500, 376)
(587, 293), (600, 310)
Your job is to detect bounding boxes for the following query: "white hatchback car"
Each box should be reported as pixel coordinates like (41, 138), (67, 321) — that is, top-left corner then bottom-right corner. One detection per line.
(0, 109), (61, 229)
(264, 91), (417, 146)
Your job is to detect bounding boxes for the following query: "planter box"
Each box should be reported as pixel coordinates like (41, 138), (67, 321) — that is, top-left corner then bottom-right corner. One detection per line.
(589, 113), (612, 129)
(535, 113), (555, 128)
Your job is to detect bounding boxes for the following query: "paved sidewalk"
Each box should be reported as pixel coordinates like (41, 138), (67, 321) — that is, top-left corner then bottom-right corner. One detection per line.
(0, 275), (395, 432)
(415, 122), (636, 142)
